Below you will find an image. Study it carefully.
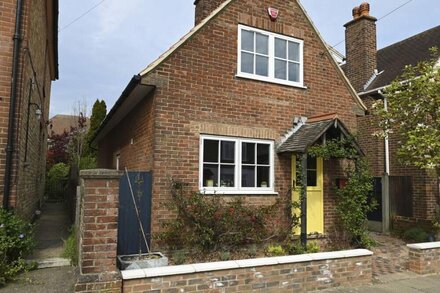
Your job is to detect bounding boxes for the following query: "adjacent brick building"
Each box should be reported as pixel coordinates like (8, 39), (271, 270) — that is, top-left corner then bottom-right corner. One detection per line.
(343, 3), (440, 231)
(94, 0), (368, 244)
(0, 0), (59, 219)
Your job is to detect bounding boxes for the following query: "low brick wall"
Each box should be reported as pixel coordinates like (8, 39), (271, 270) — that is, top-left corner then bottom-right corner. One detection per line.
(407, 242), (440, 275)
(122, 249), (372, 292)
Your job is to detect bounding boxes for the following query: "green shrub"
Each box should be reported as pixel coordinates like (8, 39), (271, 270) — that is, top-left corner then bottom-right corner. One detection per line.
(45, 163), (69, 199)
(283, 240), (320, 255)
(157, 180), (282, 251)
(171, 250), (187, 265)
(78, 156), (97, 170)
(62, 226), (78, 266)
(219, 251), (231, 261)
(0, 209), (35, 286)
(403, 227), (428, 243)
(266, 245), (286, 256)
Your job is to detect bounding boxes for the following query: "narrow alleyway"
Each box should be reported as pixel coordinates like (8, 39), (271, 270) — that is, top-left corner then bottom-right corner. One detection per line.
(1, 202), (75, 292)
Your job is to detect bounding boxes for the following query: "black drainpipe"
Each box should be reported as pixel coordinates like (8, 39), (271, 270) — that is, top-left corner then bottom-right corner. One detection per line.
(3, 0), (24, 210)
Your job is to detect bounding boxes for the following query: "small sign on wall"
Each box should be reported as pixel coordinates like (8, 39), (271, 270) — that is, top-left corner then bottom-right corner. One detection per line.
(268, 7), (279, 21)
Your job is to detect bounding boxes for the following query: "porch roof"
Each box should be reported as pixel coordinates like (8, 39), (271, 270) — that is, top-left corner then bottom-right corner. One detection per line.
(276, 117), (353, 154)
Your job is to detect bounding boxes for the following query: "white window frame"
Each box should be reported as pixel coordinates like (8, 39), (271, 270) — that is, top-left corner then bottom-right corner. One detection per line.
(237, 24), (305, 88)
(199, 134), (276, 195)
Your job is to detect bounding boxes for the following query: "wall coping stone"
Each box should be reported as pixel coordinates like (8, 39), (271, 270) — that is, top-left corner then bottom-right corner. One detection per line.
(80, 169), (123, 179)
(121, 249), (373, 280)
(407, 242), (440, 250)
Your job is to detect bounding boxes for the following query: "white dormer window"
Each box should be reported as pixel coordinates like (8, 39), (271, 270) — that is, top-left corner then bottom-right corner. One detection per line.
(237, 25), (304, 88)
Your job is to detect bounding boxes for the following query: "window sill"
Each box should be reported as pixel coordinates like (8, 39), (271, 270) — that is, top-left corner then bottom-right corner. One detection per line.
(235, 73), (307, 89)
(200, 189), (279, 196)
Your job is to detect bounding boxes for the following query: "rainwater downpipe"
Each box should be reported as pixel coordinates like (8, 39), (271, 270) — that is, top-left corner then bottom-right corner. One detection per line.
(381, 91), (391, 232)
(3, 0), (24, 210)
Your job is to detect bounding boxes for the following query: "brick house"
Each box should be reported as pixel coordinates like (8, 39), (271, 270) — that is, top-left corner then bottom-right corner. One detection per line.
(0, 0), (59, 219)
(94, 0), (368, 243)
(343, 3), (440, 232)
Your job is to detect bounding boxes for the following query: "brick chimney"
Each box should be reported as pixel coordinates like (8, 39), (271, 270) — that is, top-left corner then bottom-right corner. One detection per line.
(344, 2), (377, 92)
(194, 0), (225, 26)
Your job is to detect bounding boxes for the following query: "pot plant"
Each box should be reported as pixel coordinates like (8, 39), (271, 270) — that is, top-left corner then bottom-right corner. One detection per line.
(117, 169), (168, 270)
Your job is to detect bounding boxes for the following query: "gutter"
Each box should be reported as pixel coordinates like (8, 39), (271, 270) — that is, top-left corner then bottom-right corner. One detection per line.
(3, 0), (24, 209)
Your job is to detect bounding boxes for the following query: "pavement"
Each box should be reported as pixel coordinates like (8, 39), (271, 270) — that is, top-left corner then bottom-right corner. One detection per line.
(325, 272), (440, 292)
(0, 202), (76, 292)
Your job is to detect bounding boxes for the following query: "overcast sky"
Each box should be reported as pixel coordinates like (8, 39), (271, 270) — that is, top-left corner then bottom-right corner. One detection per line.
(50, 0), (439, 117)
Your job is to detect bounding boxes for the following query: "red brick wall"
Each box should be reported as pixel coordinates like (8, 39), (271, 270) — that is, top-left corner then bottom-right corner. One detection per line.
(194, 0), (226, 25)
(408, 245), (440, 275)
(122, 254), (372, 292)
(0, 0), (56, 219)
(98, 0), (364, 243)
(75, 169), (122, 293)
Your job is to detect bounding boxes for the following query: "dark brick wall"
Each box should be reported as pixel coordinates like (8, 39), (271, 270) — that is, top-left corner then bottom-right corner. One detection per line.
(0, 0), (55, 219)
(194, 0), (226, 25)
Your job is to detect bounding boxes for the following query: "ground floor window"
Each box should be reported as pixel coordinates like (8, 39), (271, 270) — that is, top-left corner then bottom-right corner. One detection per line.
(199, 135), (274, 194)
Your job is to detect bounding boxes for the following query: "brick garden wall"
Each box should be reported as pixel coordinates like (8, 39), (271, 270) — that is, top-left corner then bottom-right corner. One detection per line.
(98, 0), (364, 245)
(407, 242), (440, 275)
(122, 250), (373, 292)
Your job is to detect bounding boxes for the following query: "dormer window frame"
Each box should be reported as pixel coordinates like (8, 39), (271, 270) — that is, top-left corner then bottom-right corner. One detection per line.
(237, 24), (305, 88)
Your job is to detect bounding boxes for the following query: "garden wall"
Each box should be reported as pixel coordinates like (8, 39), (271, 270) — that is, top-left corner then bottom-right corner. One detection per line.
(408, 242), (440, 275)
(122, 250), (373, 292)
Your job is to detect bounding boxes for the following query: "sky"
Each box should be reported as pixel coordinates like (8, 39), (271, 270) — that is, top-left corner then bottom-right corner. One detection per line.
(50, 0), (439, 117)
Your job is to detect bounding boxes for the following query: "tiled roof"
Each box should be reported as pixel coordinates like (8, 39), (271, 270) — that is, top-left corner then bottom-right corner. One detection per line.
(366, 25), (440, 91)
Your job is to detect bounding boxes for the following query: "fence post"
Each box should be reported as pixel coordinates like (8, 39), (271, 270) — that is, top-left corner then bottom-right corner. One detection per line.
(75, 169), (123, 293)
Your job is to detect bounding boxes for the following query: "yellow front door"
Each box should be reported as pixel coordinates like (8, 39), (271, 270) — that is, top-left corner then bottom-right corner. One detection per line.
(291, 154), (324, 235)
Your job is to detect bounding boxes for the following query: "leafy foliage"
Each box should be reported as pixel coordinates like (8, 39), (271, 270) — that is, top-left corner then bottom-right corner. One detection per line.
(403, 227), (429, 243)
(45, 163), (70, 200)
(157, 180), (285, 251)
(373, 47), (440, 175)
(62, 226), (78, 266)
(84, 99), (107, 157)
(46, 130), (70, 170)
(0, 209), (35, 286)
(309, 137), (376, 248)
(265, 245), (286, 256)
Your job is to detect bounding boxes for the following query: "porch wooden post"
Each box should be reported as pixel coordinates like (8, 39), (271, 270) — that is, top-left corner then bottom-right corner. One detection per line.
(301, 153), (308, 247)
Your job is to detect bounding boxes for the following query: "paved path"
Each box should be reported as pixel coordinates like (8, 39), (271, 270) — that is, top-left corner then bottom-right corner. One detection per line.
(325, 273), (440, 292)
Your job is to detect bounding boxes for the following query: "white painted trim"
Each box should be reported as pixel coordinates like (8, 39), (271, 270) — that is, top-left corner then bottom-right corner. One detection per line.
(199, 134), (275, 194)
(121, 249), (373, 280)
(237, 24), (305, 88)
(407, 242), (440, 250)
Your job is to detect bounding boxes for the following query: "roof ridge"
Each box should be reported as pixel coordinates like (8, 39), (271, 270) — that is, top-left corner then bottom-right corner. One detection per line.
(378, 25), (440, 53)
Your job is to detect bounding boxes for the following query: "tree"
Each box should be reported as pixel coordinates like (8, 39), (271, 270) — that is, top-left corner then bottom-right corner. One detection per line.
(373, 48), (440, 175)
(47, 130), (70, 170)
(84, 99), (107, 157)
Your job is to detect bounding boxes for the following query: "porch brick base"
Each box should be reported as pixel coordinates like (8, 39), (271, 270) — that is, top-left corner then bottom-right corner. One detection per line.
(407, 242), (440, 275)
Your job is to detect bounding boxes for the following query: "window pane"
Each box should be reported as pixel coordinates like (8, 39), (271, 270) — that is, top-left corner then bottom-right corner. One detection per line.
(242, 142), (255, 164)
(257, 144), (269, 164)
(242, 166), (255, 187)
(241, 52), (254, 74)
(288, 42), (300, 62)
(256, 56), (268, 77)
(288, 62), (300, 82)
(307, 156), (317, 169)
(221, 141), (235, 163)
(257, 166), (270, 187)
(203, 164), (218, 187)
(275, 38), (287, 59)
(203, 140), (218, 162)
(241, 30), (254, 52)
(220, 165), (235, 187)
(275, 59), (287, 80)
(307, 170), (317, 187)
(256, 33), (268, 55)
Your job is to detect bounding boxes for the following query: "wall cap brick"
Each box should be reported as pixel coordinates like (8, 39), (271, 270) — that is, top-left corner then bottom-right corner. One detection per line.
(121, 249), (373, 280)
(407, 242), (440, 250)
(80, 169), (123, 179)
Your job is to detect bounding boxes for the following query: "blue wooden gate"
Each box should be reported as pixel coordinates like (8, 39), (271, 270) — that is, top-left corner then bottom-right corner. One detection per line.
(117, 171), (152, 255)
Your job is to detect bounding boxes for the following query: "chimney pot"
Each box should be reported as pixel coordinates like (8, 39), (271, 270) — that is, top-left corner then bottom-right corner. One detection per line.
(359, 2), (370, 16)
(352, 7), (361, 19)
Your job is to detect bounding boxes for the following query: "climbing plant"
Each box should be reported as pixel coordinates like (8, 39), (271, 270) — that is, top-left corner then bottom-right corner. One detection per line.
(308, 136), (376, 248)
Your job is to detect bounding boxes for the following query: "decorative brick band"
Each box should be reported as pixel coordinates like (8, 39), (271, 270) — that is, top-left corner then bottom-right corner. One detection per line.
(122, 249), (373, 292)
(407, 242), (440, 275)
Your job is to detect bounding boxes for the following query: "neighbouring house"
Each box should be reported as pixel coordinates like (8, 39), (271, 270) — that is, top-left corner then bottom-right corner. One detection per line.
(343, 3), (440, 232)
(48, 114), (89, 136)
(0, 0), (59, 219)
(93, 0), (369, 244)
